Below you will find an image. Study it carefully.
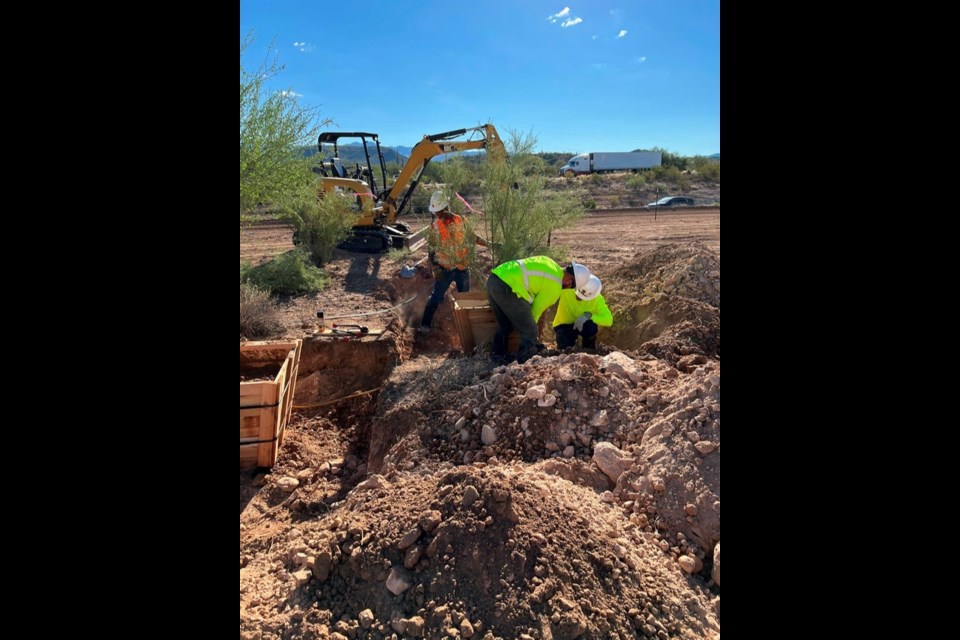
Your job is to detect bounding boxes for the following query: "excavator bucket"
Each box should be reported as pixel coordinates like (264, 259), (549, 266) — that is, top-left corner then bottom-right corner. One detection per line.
(397, 225), (429, 252)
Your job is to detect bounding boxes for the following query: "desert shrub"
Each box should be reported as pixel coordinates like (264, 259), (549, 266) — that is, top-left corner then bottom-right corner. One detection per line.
(627, 174), (648, 190)
(240, 281), (284, 339)
(245, 249), (327, 295)
(695, 159), (720, 181)
(588, 172), (603, 186)
(293, 193), (354, 264)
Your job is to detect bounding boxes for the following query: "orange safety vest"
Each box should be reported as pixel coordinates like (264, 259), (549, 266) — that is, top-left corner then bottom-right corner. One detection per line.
(433, 214), (469, 269)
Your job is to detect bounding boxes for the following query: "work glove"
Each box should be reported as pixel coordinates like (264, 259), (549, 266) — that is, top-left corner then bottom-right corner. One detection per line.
(433, 266), (445, 280)
(573, 312), (592, 332)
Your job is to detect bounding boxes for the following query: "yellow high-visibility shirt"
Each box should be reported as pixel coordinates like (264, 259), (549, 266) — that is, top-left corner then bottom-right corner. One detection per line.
(491, 256), (564, 322)
(552, 290), (613, 327)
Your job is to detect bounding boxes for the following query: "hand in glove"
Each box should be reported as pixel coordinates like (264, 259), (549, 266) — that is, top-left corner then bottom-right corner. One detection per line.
(573, 312), (592, 332)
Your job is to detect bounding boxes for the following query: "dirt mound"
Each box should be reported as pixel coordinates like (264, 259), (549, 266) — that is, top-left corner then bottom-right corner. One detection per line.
(600, 243), (720, 361)
(371, 350), (720, 558)
(604, 243), (720, 309)
(240, 464), (719, 640)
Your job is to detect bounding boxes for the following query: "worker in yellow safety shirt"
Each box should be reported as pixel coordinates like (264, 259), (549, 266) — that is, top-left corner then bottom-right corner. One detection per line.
(553, 275), (611, 350)
(419, 191), (485, 334)
(486, 257), (592, 362)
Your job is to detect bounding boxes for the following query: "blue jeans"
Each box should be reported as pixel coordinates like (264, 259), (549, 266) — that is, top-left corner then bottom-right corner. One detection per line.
(421, 268), (470, 327)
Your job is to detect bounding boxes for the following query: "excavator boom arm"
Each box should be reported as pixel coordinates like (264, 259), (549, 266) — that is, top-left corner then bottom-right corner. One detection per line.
(386, 124), (505, 220)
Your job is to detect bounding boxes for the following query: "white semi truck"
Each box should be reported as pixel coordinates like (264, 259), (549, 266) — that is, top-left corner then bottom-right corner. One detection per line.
(558, 151), (662, 176)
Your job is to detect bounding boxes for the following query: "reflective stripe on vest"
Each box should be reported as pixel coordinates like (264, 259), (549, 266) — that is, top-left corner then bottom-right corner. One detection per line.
(516, 259), (562, 303)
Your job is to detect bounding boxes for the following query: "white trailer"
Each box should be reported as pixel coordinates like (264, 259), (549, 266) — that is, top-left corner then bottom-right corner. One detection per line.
(559, 151), (662, 176)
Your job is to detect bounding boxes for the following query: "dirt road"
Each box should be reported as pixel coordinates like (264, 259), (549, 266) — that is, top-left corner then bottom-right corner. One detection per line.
(240, 207), (720, 269)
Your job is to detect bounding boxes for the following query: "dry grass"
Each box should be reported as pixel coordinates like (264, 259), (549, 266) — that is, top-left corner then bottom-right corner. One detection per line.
(240, 282), (284, 339)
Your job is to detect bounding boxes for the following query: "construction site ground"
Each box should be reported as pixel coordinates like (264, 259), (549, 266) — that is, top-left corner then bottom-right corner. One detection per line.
(240, 205), (721, 640)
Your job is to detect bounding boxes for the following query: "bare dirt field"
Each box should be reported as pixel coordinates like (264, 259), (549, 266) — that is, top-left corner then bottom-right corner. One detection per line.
(240, 207), (719, 338)
(240, 204), (720, 640)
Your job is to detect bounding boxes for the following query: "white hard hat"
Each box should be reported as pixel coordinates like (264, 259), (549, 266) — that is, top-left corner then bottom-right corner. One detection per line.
(429, 191), (450, 213)
(576, 274), (602, 301)
(571, 262), (591, 290)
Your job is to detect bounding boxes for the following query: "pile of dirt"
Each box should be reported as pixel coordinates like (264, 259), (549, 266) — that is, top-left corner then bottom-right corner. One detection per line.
(372, 351), (720, 552)
(240, 464), (719, 640)
(601, 244), (720, 362)
(604, 243), (720, 309)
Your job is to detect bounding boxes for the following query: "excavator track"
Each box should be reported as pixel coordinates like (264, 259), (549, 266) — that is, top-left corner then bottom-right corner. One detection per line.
(337, 229), (390, 254)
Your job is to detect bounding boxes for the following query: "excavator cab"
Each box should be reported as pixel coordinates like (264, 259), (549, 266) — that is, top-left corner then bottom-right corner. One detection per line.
(316, 132), (389, 199)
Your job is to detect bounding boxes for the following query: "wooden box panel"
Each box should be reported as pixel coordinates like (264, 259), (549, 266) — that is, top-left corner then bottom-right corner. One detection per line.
(450, 291), (519, 354)
(239, 340), (302, 469)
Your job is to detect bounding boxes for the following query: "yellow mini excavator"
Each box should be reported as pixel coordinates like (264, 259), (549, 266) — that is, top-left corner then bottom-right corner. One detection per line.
(316, 124), (505, 253)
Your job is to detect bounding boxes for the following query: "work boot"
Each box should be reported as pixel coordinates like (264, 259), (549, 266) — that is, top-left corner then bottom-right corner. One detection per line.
(516, 344), (537, 364)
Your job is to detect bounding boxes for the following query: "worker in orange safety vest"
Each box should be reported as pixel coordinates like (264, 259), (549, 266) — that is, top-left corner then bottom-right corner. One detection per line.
(418, 191), (485, 334)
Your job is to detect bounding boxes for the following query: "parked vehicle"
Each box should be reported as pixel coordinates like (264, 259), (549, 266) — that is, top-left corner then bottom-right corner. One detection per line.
(645, 196), (695, 209)
(559, 151), (662, 176)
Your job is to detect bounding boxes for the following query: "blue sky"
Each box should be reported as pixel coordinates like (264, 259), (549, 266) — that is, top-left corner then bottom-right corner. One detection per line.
(240, 1), (719, 156)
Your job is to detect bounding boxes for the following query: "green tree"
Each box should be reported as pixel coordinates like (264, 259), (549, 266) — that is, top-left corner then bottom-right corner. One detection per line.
(240, 33), (328, 217)
(474, 129), (582, 265)
(640, 147), (688, 171)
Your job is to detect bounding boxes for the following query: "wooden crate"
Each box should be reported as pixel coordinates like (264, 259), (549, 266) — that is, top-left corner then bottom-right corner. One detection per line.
(450, 291), (519, 354)
(240, 340), (302, 470)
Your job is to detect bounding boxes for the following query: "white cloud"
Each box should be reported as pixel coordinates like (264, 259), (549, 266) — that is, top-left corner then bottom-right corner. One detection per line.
(293, 41), (303, 47)
(592, 35), (598, 40)
(547, 7), (570, 23)
(617, 30), (628, 38)
(293, 41), (314, 53)
(278, 90), (303, 98)
(635, 56), (647, 63)
(561, 17), (583, 27)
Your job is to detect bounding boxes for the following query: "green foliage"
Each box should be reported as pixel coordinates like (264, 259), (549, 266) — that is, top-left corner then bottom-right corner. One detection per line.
(466, 129), (582, 265)
(240, 281), (284, 339)
(419, 161), (444, 184)
(441, 158), (482, 197)
(292, 193), (354, 264)
(240, 33), (328, 216)
(537, 152), (577, 172)
(588, 172), (603, 186)
(627, 174), (648, 190)
(648, 147), (688, 171)
(244, 249), (328, 295)
(691, 156), (720, 182)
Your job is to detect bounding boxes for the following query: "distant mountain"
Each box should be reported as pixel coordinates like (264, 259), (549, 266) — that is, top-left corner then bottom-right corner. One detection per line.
(304, 141), (493, 166)
(322, 142), (407, 165)
(709, 153), (720, 159)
